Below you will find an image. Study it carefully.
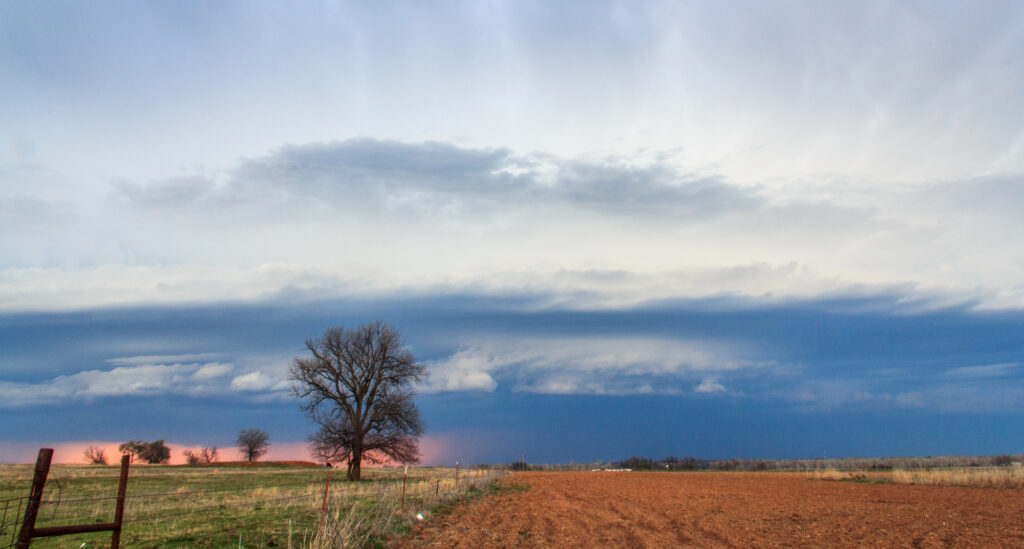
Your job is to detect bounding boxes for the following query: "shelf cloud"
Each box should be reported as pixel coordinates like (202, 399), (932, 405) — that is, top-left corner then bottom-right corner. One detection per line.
(3, 1), (1024, 462)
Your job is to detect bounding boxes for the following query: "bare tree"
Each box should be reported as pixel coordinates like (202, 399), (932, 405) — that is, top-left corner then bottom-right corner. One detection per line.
(201, 446), (219, 464)
(290, 322), (426, 481)
(185, 446), (219, 465)
(84, 445), (107, 465)
(237, 428), (270, 462)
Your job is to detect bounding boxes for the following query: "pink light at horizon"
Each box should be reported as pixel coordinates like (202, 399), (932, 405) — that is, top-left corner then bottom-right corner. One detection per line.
(0, 441), (315, 465)
(1, 435), (454, 466)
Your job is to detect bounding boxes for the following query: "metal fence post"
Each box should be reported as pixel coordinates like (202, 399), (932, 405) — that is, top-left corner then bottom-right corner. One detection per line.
(16, 448), (53, 549)
(400, 466), (408, 512)
(317, 470), (331, 535)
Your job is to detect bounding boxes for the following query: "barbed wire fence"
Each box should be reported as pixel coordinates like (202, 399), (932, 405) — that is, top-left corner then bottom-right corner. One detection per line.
(0, 497), (26, 549)
(6, 478), (328, 546)
(2, 454), (503, 548)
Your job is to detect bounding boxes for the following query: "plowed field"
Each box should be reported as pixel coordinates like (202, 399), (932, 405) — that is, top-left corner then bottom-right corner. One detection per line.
(398, 471), (1024, 548)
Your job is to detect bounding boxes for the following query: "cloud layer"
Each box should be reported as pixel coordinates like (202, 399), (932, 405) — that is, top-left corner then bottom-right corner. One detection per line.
(425, 336), (760, 395)
(3, 138), (1024, 313)
(0, 356), (289, 408)
(3, 292), (1024, 461)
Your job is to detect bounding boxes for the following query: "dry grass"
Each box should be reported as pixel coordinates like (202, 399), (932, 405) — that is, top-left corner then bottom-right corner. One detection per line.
(308, 468), (507, 548)
(891, 466), (1024, 489)
(808, 469), (876, 482)
(810, 465), (1024, 489)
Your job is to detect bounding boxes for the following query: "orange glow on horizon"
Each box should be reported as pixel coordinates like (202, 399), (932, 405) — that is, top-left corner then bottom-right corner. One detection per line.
(3, 435), (452, 466)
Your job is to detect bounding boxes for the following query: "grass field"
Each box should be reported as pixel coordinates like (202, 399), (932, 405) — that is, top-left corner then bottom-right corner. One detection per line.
(5, 461), (1019, 547)
(0, 462), (503, 548)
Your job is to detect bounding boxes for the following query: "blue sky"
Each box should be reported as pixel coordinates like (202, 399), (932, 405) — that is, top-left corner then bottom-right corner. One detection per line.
(2, 1), (1024, 464)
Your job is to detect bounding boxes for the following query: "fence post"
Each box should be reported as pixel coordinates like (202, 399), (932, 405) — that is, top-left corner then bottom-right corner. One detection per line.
(317, 469), (331, 535)
(16, 448), (53, 549)
(400, 465), (408, 512)
(109, 453), (131, 549)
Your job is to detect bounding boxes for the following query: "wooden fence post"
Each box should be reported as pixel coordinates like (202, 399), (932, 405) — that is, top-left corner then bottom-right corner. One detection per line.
(110, 453), (131, 549)
(16, 448), (53, 549)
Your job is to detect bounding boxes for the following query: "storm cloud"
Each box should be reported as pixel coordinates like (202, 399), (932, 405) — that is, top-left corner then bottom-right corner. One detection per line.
(4, 1), (1024, 462)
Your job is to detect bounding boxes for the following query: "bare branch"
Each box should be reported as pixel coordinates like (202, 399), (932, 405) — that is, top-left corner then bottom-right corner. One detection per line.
(290, 321), (426, 480)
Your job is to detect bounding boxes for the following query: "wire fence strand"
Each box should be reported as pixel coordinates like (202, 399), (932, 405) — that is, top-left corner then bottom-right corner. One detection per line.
(120, 492), (322, 524)
(0, 497), (24, 549)
(3, 466), (500, 547)
(36, 477), (329, 505)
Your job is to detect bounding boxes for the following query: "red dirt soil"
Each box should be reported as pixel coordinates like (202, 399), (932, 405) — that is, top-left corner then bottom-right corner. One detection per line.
(397, 471), (1024, 548)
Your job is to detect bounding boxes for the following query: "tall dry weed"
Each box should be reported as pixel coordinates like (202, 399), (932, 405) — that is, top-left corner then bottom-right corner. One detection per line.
(891, 467), (1024, 489)
(306, 468), (506, 548)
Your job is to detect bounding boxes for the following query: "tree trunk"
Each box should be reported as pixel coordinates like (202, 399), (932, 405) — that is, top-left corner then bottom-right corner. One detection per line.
(348, 448), (362, 481)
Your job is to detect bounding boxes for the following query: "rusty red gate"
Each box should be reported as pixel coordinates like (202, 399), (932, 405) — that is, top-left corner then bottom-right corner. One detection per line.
(15, 448), (130, 548)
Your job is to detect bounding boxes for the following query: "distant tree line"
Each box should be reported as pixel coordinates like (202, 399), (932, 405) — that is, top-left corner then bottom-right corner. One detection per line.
(706, 454), (1024, 471)
(615, 456), (701, 471)
(500, 454), (1024, 472)
(86, 431), (273, 465)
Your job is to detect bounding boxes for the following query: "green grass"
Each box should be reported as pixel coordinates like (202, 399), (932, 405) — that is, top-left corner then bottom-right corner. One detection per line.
(505, 482), (530, 493)
(0, 463), (499, 548)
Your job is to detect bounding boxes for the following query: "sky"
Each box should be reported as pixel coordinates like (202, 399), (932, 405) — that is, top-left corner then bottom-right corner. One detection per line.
(2, 0), (1024, 465)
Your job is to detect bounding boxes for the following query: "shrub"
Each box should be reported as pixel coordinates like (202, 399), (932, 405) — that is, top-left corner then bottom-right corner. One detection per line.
(84, 445), (107, 465)
(993, 454), (1013, 466)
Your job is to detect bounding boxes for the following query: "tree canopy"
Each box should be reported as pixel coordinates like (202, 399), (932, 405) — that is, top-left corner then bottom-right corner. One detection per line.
(236, 428), (270, 462)
(290, 321), (426, 481)
(119, 440), (170, 464)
